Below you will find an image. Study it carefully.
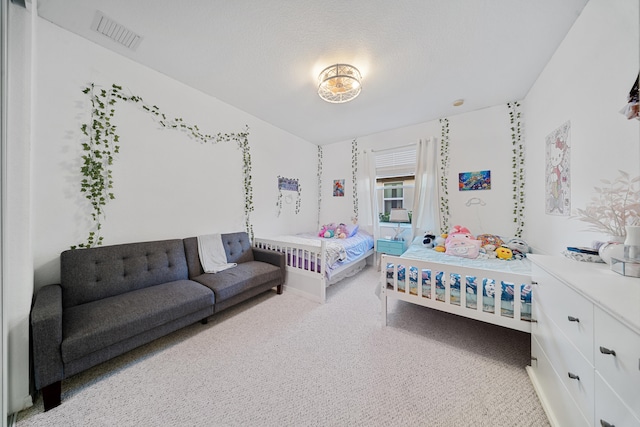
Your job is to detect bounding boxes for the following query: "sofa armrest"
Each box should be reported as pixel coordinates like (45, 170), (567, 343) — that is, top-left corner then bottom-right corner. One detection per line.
(253, 248), (286, 272)
(30, 284), (64, 390)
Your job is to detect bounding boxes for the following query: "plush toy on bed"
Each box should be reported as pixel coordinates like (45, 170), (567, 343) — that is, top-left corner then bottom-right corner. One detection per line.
(475, 233), (504, 259)
(434, 234), (447, 252)
(506, 238), (530, 259)
(335, 223), (348, 239)
(318, 223), (336, 238)
(422, 232), (437, 248)
(496, 245), (514, 260)
(444, 225), (481, 259)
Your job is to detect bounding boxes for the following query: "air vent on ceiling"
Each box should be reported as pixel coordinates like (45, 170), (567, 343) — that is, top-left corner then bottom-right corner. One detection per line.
(90, 11), (142, 51)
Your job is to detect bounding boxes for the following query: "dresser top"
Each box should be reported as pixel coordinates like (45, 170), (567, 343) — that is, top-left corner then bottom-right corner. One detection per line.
(529, 254), (640, 334)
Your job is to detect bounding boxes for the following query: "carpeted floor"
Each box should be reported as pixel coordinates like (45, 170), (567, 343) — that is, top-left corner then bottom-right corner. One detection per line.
(17, 265), (550, 427)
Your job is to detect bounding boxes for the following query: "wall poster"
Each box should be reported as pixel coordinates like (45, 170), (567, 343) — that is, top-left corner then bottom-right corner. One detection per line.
(545, 121), (571, 215)
(333, 179), (345, 197)
(458, 170), (491, 191)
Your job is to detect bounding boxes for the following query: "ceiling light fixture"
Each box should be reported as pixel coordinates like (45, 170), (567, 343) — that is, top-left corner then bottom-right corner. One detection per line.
(317, 64), (362, 104)
(453, 99), (464, 107)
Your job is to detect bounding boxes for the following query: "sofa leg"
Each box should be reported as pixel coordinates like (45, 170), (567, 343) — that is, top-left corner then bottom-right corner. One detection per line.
(276, 284), (283, 295)
(42, 381), (61, 411)
(201, 318), (208, 325)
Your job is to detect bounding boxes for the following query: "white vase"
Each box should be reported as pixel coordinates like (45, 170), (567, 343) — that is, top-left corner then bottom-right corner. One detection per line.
(599, 241), (625, 265)
(623, 225), (640, 261)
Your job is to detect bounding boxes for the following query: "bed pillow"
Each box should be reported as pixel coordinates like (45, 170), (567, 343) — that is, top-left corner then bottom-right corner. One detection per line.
(345, 224), (359, 237)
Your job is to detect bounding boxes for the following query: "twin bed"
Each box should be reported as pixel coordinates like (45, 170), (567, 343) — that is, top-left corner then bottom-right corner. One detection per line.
(254, 231), (532, 333)
(253, 231), (375, 303)
(381, 238), (533, 332)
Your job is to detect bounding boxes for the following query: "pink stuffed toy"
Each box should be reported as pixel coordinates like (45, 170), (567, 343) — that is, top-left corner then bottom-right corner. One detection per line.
(445, 225), (481, 259)
(335, 223), (348, 239)
(319, 223), (337, 238)
(445, 225), (474, 244)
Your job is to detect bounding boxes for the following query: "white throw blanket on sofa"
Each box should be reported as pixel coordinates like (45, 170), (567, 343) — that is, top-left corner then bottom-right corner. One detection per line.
(197, 233), (237, 273)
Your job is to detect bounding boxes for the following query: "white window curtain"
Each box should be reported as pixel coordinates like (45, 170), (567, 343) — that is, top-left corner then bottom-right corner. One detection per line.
(358, 150), (380, 238)
(411, 137), (439, 241)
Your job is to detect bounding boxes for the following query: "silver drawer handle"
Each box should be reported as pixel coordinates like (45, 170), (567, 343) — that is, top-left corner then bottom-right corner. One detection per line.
(599, 346), (616, 356)
(567, 316), (580, 323)
(600, 420), (615, 427)
(567, 372), (580, 381)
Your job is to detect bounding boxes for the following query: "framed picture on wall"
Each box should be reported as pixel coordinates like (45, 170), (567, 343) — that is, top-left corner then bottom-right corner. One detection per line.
(458, 170), (491, 191)
(545, 121), (571, 216)
(278, 176), (299, 192)
(333, 179), (345, 197)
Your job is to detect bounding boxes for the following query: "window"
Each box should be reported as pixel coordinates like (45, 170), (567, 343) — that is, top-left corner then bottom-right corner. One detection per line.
(374, 148), (416, 224)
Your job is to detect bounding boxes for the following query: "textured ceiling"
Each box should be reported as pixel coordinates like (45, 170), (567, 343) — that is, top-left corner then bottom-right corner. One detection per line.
(35, 0), (589, 145)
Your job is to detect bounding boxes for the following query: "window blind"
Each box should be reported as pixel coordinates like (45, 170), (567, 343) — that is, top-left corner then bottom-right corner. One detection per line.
(375, 148), (416, 178)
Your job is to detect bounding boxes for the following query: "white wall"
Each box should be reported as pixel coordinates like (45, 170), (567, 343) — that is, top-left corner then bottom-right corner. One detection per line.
(31, 18), (319, 288)
(6, 2), (34, 415)
(323, 103), (520, 238)
(7, 12), (319, 414)
(524, 0), (640, 255)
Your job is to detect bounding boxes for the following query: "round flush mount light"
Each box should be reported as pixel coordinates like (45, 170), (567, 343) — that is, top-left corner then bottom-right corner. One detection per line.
(453, 99), (465, 107)
(317, 64), (362, 104)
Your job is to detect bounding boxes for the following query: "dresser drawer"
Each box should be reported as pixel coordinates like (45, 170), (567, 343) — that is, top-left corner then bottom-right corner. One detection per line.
(533, 265), (595, 364)
(533, 303), (595, 423)
(595, 373), (640, 427)
(594, 307), (640, 419)
(376, 239), (406, 256)
(530, 336), (592, 427)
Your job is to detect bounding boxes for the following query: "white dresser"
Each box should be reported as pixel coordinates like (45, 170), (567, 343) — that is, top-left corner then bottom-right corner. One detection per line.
(527, 254), (640, 427)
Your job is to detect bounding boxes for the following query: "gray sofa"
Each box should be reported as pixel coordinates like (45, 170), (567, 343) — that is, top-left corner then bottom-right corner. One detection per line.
(30, 232), (285, 411)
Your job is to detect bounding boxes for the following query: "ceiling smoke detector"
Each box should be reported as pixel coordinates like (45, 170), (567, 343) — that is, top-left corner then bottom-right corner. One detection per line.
(91, 11), (143, 51)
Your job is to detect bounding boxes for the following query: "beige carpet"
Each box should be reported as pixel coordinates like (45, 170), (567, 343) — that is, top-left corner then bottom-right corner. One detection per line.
(17, 265), (550, 427)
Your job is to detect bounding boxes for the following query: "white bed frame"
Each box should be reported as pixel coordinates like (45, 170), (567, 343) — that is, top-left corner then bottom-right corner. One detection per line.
(380, 253), (532, 332)
(254, 237), (374, 303)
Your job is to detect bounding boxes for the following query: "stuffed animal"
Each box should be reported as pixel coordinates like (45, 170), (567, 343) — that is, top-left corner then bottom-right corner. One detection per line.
(319, 223), (336, 238)
(335, 223), (348, 239)
(445, 225), (480, 258)
(479, 244), (497, 259)
(476, 234), (504, 252)
(445, 235), (481, 258)
(422, 232), (436, 248)
(445, 225), (474, 244)
(434, 234), (447, 252)
(506, 238), (530, 259)
(496, 245), (514, 260)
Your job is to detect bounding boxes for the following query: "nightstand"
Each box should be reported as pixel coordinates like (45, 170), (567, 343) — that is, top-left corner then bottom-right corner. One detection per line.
(376, 238), (407, 256)
(376, 239), (407, 269)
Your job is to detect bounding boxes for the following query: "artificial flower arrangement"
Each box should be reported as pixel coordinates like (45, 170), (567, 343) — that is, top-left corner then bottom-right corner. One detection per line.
(574, 170), (640, 239)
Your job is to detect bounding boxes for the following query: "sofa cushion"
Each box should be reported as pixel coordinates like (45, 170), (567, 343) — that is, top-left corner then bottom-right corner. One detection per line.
(192, 261), (281, 302)
(183, 232), (254, 278)
(220, 232), (254, 264)
(61, 280), (214, 363)
(60, 239), (189, 308)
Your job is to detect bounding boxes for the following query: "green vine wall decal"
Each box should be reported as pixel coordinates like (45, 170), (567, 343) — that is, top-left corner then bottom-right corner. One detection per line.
(508, 101), (525, 237)
(317, 145), (323, 227)
(351, 138), (359, 223)
(439, 118), (451, 234)
(75, 83), (253, 248)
